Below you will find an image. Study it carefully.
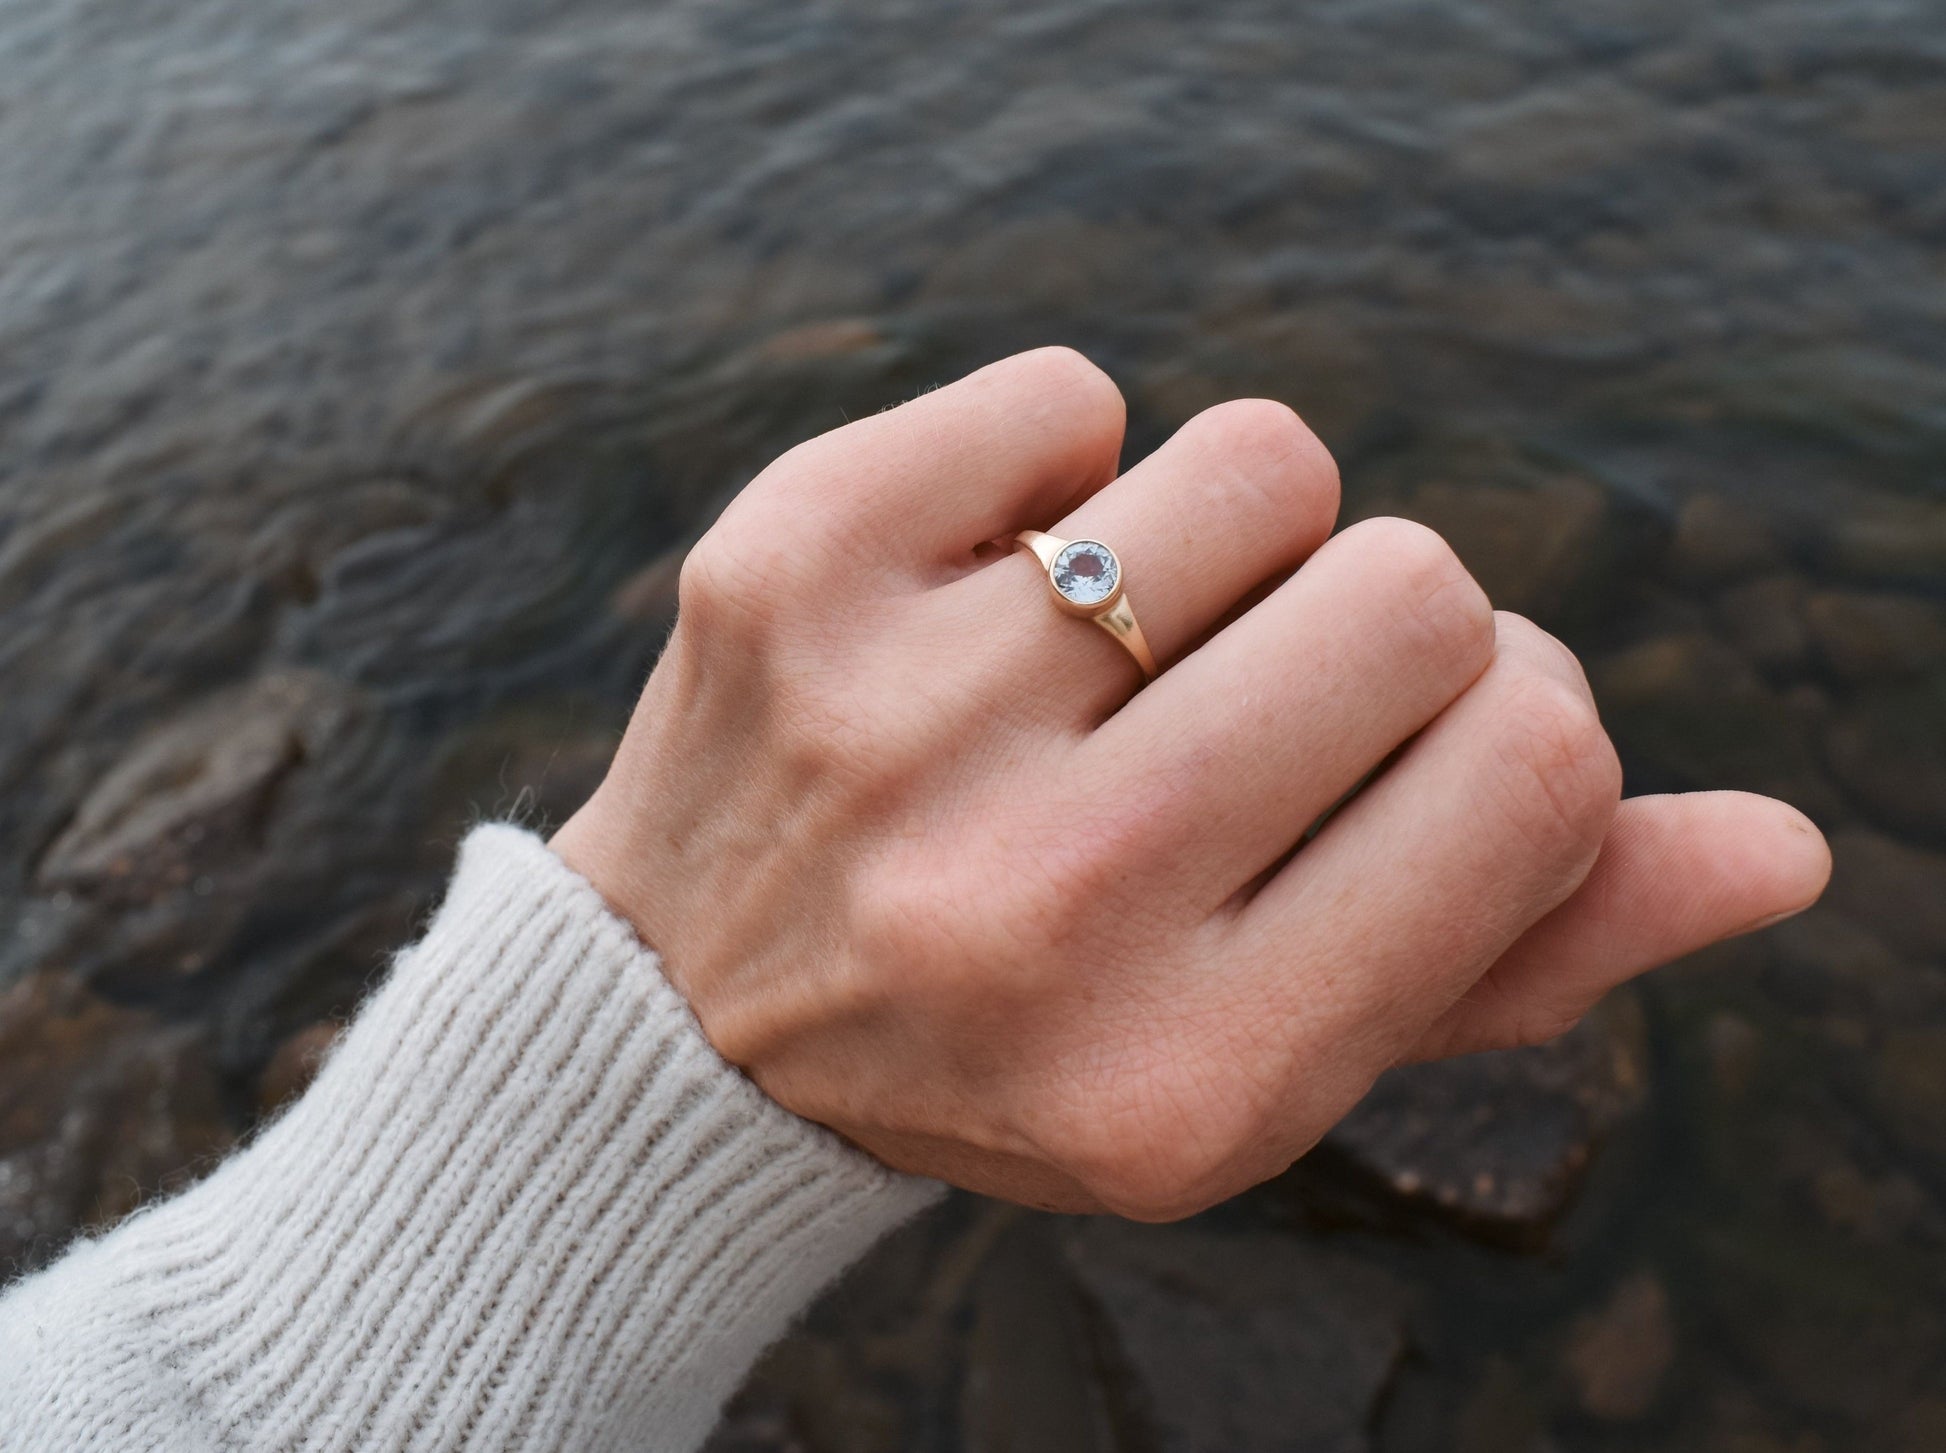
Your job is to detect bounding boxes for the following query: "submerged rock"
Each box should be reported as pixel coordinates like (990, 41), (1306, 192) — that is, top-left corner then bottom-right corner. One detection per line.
(1824, 828), (1946, 962)
(1591, 631), (1846, 818)
(1317, 1003), (1648, 1245)
(1671, 493), (1787, 585)
(1804, 589), (1946, 683)
(1713, 574), (1811, 673)
(256, 1019), (343, 1116)
(36, 671), (363, 907)
(1825, 682), (1946, 837)
(0, 973), (231, 1272)
(1828, 497), (1946, 583)
(1561, 1271), (1675, 1420)
(1064, 1220), (1409, 1453)
(1348, 446), (1620, 628)
(962, 1219), (1117, 1453)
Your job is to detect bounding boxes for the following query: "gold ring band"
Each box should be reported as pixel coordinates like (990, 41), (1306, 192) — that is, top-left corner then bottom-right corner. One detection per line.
(1013, 529), (1158, 680)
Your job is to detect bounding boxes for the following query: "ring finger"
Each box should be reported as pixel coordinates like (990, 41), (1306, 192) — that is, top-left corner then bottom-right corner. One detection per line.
(927, 399), (1341, 724)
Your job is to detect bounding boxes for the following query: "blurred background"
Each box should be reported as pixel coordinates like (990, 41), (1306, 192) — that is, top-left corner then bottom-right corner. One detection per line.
(2, 0), (1942, 1448)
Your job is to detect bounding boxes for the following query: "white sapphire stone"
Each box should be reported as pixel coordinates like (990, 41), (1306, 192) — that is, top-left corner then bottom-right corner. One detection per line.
(1050, 539), (1120, 606)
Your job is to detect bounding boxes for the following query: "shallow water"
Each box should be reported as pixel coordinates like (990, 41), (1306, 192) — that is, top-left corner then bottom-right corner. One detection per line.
(1, 0), (1942, 1447)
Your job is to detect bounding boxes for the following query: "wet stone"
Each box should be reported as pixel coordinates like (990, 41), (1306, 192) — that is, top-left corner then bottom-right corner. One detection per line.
(1562, 1271), (1675, 1420)
(1825, 682), (1946, 837)
(1452, 1359), (1548, 1453)
(1672, 493), (1787, 585)
(1351, 451), (1618, 628)
(0, 972), (232, 1272)
(961, 1219), (1117, 1453)
(1063, 1220), (1410, 1453)
(256, 1020), (343, 1117)
(609, 546), (687, 627)
(1824, 828), (1946, 962)
(1803, 589), (1946, 683)
(1591, 632), (1846, 819)
(751, 318), (892, 364)
(35, 671), (362, 907)
(1829, 496), (1946, 583)
(1713, 574), (1810, 673)
(1315, 1004), (1648, 1245)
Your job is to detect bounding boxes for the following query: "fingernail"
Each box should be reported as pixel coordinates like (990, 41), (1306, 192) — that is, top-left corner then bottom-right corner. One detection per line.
(1738, 903), (1814, 936)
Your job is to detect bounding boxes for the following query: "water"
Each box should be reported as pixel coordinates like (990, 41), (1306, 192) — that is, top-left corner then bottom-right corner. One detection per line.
(0, 0), (1942, 1447)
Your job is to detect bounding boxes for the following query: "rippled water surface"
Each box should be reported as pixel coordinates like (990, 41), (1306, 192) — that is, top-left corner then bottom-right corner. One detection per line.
(2, 1), (1942, 1448)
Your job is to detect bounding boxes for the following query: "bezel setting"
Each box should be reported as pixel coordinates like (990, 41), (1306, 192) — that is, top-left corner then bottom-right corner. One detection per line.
(1046, 538), (1123, 615)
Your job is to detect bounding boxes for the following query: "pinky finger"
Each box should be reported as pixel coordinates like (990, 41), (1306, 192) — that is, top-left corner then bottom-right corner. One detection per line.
(1408, 791), (1832, 1062)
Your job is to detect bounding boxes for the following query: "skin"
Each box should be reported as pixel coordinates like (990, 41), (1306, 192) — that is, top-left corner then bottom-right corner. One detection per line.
(552, 347), (1831, 1221)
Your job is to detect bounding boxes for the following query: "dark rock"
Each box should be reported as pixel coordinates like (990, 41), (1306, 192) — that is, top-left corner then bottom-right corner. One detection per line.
(1451, 1359), (1548, 1453)
(707, 1195), (989, 1453)
(1063, 1220), (1409, 1453)
(1317, 1003), (1648, 1245)
(1872, 1026), (1946, 1164)
(1762, 905), (1935, 1020)
(1825, 682), (1946, 837)
(1806, 1157), (1935, 1247)
(961, 1219), (1117, 1453)
(1824, 828), (1946, 962)
(1591, 632), (1846, 818)
(1713, 574), (1810, 673)
(610, 547), (688, 628)
(1829, 497), (1946, 583)
(424, 708), (620, 835)
(1348, 447), (1616, 625)
(36, 671), (363, 907)
(1561, 1271), (1674, 1420)
(720, 1338), (903, 1453)
(1705, 1012), (1764, 1099)
(752, 319), (893, 364)
(1135, 311), (1391, 452)
(1804, 589), (1946, 682)
(256, 1019), (343, 1117)
(244, 482), (452, 607)
(0, 973), (232, 1272)
(1673, 494), (1786, 584)
(1407, 474), (1610, 621)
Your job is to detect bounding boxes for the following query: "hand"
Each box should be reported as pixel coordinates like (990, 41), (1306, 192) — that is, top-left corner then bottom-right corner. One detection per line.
(551, 348), (1830, 1219)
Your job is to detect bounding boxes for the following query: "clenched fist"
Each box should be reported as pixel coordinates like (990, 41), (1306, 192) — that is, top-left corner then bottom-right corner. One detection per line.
(551, 348), (1829, 1219)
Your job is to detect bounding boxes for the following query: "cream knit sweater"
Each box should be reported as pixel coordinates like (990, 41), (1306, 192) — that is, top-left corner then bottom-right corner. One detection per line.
(0, 825), (943, 1451)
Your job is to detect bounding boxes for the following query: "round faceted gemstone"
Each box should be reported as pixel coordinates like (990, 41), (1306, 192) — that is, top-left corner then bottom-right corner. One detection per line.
(1051, 539), (1120, 606)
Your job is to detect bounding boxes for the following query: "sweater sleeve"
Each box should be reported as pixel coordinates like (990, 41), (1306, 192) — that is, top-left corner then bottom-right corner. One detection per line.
(0, 823), (943, 1453)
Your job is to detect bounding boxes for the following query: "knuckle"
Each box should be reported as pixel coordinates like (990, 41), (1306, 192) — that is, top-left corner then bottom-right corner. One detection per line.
(676, 506), (806, 632)
(1495, 611), (1591, 690)
(1026, 1061), (1251, 1222)
(1050, 1112), (1228, 1223)
(674, 536), (743, 629)
(1512, 1003), (1586, 1049)
(1494, 674), (1622, 849)
(1352, 516), (1496, 670)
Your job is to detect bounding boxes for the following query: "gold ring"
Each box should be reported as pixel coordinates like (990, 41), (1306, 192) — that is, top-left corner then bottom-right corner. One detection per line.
(1013, 529), (1158, 680)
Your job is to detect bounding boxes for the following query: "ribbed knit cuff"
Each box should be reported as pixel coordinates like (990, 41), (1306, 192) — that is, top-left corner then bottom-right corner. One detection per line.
(1, 825), (942, 1453)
